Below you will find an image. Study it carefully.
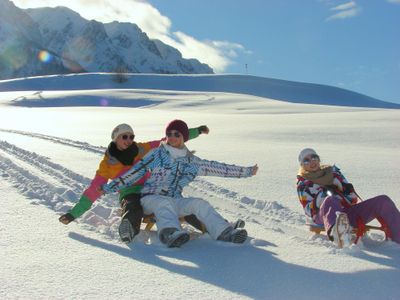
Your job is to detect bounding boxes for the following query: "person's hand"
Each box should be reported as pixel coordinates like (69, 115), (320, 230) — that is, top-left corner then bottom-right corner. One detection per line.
(342, 182), (354, 194)
(198, 125), (209, 135)
(252, 164), (258, 175)
(59, 213), (75, 225)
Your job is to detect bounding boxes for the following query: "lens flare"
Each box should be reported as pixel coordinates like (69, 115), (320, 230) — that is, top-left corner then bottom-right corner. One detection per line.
(38, 50), (53, 63)
(100, 98), (109, 106)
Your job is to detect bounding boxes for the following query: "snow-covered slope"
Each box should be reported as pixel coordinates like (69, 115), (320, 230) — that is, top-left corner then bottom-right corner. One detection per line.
(0, 73), (398, 109)
(0, 74), (399, 299)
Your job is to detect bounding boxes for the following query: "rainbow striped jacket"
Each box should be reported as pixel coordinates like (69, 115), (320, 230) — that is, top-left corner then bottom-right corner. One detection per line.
(296, 165), (358, 219)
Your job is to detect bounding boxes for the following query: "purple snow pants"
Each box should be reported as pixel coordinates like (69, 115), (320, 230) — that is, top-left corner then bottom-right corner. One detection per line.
(315, 195), (400, 243)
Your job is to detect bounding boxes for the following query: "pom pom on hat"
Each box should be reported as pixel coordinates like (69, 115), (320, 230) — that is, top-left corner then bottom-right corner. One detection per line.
(111, 124), (134, 142)
(165, 119), (189, 142)
(298, 148), (317, 164)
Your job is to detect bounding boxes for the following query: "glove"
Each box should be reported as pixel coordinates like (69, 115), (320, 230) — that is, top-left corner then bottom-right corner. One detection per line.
(198, 125), (209, 134)
(342, 183), (354, 194)
(252, 164), (258, 175)
(59, 213), (75, 225)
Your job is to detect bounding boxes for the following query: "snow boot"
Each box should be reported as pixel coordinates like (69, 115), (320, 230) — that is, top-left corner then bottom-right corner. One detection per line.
(118, 218), (136, 244)
(160, 228), (190, 248)
(331, 212), (352, 248)
(217, 226), (248, 244)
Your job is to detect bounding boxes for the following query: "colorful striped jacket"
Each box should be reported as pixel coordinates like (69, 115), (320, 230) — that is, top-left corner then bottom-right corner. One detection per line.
(103, 143), (254, 197)
(296, 165), (358, 219)
(69, 128), (202, 219)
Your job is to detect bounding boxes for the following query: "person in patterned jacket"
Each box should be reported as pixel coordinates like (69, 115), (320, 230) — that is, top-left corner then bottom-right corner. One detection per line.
(102, 119), (258, 248)
(297, 148), (400, 248)
(59, 122), (210, 243)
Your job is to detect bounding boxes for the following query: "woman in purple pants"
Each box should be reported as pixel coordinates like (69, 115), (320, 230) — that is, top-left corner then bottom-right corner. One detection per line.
(296, 148), (400, 248)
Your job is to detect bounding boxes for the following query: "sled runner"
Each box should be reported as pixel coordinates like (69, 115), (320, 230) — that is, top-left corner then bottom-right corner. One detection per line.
(307, 220), (389, 244)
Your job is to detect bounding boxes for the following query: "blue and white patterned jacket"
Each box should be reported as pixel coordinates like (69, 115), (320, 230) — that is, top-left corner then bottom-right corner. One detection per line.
(103, 143), (254, 197)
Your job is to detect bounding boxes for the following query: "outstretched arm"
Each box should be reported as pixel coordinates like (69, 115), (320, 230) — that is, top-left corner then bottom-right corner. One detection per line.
(195, 157), (257, 178)
(59, 155), (112, 225)
(188, 125), (209, 139)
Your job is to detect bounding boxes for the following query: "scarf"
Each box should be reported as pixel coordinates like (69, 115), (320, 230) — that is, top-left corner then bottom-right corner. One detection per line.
(298, 164), (334, 187)
(107, 142), (139, 166)
(164, 143), (188, 159)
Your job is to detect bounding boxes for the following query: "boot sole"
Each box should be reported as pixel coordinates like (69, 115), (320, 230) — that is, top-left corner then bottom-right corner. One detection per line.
(119, 219), (135, 244)
(334, 213), (351, 248)
(168, 232), (190, 248)
(231, 229), (248, 244)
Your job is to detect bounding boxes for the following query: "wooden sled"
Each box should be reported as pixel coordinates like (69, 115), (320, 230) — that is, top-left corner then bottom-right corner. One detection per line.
(142, 215), (244, 234)
(142, 214), (206, 233)
(307, 222), (388, 243)
(308, 223), (384, 234)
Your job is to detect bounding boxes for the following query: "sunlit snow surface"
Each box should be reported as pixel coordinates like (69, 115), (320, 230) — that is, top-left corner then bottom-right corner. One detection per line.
(0, 73), (399, 299)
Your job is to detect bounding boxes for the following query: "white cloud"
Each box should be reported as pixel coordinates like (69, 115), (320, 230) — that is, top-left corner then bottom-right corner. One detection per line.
(326, 1), (361, 21)
(387, 0), (400, 3)
(11, 0), (248, 72)
(331, 1), (357, 10)
(326, 7), (360, 20)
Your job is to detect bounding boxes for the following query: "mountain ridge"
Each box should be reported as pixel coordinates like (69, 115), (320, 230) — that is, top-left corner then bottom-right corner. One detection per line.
(0, 0), (213, 80)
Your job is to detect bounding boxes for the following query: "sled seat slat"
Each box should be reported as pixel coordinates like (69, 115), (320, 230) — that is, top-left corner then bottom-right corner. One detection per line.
(142, 214), (187, 231)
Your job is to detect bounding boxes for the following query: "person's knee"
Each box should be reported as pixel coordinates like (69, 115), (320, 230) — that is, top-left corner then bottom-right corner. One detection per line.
(141, 195), (164, 210)
(378, 195), (395, 209)
(379, 194), (391, 202)
(191, 198), (211, 210)
(321, 195), (335, 208)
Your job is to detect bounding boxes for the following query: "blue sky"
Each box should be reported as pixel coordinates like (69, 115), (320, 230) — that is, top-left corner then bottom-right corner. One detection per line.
(12, 0), (400, 103)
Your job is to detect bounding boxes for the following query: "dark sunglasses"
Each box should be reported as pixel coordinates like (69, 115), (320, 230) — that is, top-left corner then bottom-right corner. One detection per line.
(166, 131), (181, 138)
(302, 154), (320, 165)
(121, 134), (135, 141)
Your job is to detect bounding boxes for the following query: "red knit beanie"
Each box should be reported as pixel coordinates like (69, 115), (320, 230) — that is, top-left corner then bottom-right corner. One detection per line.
(165, 119), (189, 142)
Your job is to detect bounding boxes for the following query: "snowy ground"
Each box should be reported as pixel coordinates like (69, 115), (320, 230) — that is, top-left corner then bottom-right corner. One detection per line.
(0, 74), (399, 299)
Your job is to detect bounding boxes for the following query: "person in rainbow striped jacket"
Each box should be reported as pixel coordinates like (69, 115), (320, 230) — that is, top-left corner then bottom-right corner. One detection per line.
(59, 122), (209, 243)
(297, 148), (400, 248)
(102, 119), (258, 248)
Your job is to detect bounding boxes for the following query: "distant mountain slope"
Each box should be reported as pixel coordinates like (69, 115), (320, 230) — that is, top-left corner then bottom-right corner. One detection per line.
(0, 73), (398, 109)
(0, 0), (213, 80)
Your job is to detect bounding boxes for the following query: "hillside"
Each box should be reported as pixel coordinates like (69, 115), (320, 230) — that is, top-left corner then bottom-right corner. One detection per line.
(0, 73), (398, 109)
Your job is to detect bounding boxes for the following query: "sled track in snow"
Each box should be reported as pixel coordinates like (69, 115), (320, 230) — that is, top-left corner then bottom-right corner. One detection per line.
(0, 140), (90, 190)
(0, 129), (308, 239)
(0, 128), (105, 154)
(190, 178), (306, 230)
(0, 140), (121, 239)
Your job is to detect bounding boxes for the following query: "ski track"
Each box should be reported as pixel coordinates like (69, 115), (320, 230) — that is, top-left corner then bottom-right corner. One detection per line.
(0, 129), (310, 244)
(0, 128), (106, 154)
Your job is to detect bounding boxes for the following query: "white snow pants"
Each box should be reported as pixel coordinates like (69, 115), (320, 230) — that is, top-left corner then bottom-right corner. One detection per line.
(140, 194), (231, 239)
